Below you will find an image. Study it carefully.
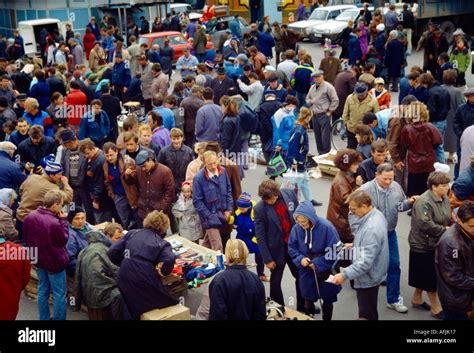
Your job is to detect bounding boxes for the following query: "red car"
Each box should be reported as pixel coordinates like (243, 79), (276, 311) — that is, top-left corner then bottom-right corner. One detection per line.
(138, 31), (212, 63)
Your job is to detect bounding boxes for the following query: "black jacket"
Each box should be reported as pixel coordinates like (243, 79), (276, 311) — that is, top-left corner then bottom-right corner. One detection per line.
(255, 189), (299, 266)
(209, 265), (266, 320)
(258, 99), (281, 151)
(99, 94), (121, 143)
(427, 83), (450, 122)
(17, 137), (57, 171)
(401, 10), (415, 30)
(435, 224), (474, 312)
(157, 143), (194, 194)
(46, 76), (67, 97)
(220, 115), (242, 154)
(211, 77), (237, 105)
(453, 102), (474, 137)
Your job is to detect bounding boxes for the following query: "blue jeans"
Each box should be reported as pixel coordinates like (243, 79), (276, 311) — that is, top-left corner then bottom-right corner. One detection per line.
(114, 194), (133, 229)
(293, 171), (313, 201)
(36, 268), (67, 320)
(432, 120), (447, 163)
(294, 92), (307, 117)
(387, 230), (401, 304)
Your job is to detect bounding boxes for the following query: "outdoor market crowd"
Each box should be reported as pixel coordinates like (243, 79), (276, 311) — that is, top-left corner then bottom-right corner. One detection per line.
(0, 1), (473, 323)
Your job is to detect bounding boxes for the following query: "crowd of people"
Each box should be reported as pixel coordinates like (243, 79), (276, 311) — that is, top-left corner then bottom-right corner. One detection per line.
(0, 1), (473, 322)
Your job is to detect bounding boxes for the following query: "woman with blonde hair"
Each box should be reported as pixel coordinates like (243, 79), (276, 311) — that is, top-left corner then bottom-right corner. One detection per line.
(209, 239), (266, 320)
(286, 107), (322, 205)
(400, 101), (443, 196)
(108, 210), (177, 319)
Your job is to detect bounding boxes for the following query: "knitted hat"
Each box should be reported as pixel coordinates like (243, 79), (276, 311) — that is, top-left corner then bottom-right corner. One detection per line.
(67, 206), (85, 224)
(236, 192), (252, 208)
(43, 155), (63, 175)
(59, 129), (76, 144)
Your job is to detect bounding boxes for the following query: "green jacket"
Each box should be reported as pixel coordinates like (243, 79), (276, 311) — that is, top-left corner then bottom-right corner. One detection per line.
(193, 29), (207, 54)
(342, 92), (380, 133)
(408, 190), (451, 253)
(450, 47), (470, 73)
(74, 231), (120, 310)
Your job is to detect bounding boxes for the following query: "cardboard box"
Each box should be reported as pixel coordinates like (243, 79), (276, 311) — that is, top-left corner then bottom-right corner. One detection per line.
(140, 304), (191, 320)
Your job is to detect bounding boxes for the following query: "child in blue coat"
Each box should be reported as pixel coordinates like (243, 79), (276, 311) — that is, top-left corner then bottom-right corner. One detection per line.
(229, 193), (268, 282)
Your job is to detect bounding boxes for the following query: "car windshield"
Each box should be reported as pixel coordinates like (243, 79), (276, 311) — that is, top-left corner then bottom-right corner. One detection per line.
(309, 9), (328, 21)
(150, 35), (187, 47)
(336, 9), (359, 22)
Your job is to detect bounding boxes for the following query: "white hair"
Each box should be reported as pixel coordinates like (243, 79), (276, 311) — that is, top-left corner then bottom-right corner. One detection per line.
(390, 30), (398, 39)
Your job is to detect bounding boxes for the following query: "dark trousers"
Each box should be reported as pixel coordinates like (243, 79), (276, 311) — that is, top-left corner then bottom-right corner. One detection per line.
(356, 285), (380, 320)
(443, 309), (468, 320)
(255, 252), (265, 277)
(407, 172), (429, 197)
(144, 99), (153, 115)
(346, 129), (358, 149)
(184, 131), (195, 148)
(72, 186), (96, 225)
(269, 245), (304, 311)
(313, 113), (332, 155)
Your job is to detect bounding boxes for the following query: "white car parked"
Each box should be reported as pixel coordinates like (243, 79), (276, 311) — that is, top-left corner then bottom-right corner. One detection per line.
(310, 7), (374, 43)
(288, 4), (356, 40)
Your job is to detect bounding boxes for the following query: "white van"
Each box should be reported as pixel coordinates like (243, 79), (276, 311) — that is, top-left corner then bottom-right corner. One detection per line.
(18, 19), (72, 57)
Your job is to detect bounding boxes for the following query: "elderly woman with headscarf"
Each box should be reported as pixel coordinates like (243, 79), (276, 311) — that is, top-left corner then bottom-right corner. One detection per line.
(0, 188), (18, 241)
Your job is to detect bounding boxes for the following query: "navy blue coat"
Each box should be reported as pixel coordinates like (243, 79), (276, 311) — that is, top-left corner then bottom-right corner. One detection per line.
(348, 35), (362, 66)
(108, 228), (177, 319)
(111, 61), (131, 88)
(427, 83), (450, 123)
(209, 265), (266, 320)
(254, 188), (298, 267)
(0, 151), (27, 190)
(286, 123), (309, 172)
(374, 32), (386, 58)
(453, 102), (474, 138)
(160, 46), (174, 75)
(452, 166), (474, 201)
(259, 32), (275, 58)
(288, 201), (342, 302)
(17, 136), (57, 171)
(384, 38), (405, 78)
(30, 80), (51, 111)
(192, 166), (233, 229)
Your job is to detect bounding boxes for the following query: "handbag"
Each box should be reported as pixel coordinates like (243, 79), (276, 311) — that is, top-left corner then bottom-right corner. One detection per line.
(265, 151), (287, 177)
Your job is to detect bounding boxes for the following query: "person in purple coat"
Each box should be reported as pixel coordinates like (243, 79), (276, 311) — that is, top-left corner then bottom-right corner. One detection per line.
(108, 210), (177, 319)
(23, 189), (69, 320)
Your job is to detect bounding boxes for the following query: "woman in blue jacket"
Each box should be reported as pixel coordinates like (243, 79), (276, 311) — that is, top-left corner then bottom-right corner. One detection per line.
(66, 206), (94, 276)
(286, 107), (321, 206)
(271, 95), (298, 159)
(348, 29), (363, 66)
(288, 201), (342, 320)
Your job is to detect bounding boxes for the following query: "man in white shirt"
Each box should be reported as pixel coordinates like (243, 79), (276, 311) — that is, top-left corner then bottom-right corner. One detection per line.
(237, 72), (264, 111)
(277, 49), (298, 81)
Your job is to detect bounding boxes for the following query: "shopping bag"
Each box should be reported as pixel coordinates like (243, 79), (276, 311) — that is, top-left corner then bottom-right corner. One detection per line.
(265, 152), (287, 177)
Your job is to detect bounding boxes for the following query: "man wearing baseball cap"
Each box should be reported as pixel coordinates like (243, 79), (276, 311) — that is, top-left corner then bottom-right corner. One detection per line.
(342, 82), (380, 149)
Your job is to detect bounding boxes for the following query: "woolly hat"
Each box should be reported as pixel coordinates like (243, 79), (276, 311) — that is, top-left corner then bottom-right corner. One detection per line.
(67, 206), (86, 224)
(42, 155), (63, 175)
(236, 192), (252, 208)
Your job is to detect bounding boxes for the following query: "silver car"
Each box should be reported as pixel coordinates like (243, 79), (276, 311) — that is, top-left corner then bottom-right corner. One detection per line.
(206, 16), (251, 47)
(288, 4), (356, 39)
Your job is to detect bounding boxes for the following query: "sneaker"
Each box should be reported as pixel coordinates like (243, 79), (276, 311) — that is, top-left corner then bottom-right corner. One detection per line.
(311, 200), (323, 207)
(387, 297), (408, 313)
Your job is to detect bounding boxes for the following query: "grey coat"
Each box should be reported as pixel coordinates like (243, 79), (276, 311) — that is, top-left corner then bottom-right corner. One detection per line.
(442, 84), (465, 153)
(172, 193), (203, 241)
(138, 63), (154, 100)
(360, 179), (411, 232)
(342, 208), (389, 289)
(408, 190), (451, 253)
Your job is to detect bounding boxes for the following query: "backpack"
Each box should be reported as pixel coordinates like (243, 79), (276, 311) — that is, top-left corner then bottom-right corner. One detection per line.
(239, 103), (258, 133)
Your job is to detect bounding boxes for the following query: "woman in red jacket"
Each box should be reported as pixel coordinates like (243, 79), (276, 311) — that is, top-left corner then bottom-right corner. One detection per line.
(83, 27), (96, 60)
(400, 101), (443, 197)
(0, 225), (31, 320)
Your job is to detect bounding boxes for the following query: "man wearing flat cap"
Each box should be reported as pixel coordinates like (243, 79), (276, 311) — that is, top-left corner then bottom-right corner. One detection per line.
(306, 70), (339, 155)
(124, 149), (175, 227)
(425, 23), (449, 75)
(342, 82), (379, 149)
